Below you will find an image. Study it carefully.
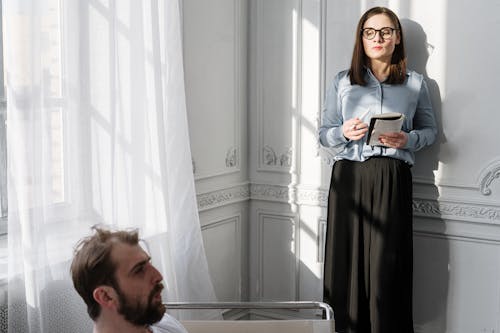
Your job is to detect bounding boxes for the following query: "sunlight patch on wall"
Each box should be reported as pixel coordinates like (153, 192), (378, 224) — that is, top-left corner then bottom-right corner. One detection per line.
(297, 6), (322, 187)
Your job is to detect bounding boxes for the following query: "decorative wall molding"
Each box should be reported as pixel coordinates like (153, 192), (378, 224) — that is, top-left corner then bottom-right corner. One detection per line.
(227, 0), (242, 174)
(412, 199), (442, 217)
(201, 214), (241, 231)
(250, 183), (291, 202)
(317, 218), (327, 263)
(247, 183), (500, 224)
(257, 210), (299, 300)
(479, 158), (500, 196)
(295, 186), (329, 207)
(196, 182), (500, 224)
(414, 198), (500, 223)
(191, 0), (243, 181)
(250, 183), (329, 206)
(200, 214), (242, 301)
(197, 183), (250, 212)
(262, 146), (293, 168)
(225, 147), (238, 168)
(255, 0), (300, 174)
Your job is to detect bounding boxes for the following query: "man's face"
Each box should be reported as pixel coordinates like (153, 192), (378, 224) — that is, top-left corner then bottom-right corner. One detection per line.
(110, 242), (166, 326)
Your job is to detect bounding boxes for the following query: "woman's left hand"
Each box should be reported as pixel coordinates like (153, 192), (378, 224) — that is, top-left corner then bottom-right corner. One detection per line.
(378, 131), (408, 149)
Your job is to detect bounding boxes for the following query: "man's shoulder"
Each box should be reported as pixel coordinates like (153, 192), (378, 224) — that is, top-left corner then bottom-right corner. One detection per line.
(150, 313), (188, 333)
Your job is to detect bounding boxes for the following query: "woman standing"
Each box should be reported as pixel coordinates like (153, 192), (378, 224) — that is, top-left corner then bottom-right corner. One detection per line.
(319, 7), (437, 333)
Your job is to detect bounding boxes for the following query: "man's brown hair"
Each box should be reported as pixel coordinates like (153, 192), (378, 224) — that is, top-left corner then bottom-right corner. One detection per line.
(70, 226), (140, 320)
(349, 6), (406, 86)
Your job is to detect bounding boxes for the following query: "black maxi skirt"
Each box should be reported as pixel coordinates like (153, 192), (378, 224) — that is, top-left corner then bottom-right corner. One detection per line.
(323, 157), (414, 333)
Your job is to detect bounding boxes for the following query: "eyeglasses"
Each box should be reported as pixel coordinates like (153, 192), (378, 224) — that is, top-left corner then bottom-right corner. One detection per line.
(361, 27), (398, 40)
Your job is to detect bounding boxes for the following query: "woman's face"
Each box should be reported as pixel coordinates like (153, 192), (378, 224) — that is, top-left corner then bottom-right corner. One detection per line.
(362, 13), (400, 63)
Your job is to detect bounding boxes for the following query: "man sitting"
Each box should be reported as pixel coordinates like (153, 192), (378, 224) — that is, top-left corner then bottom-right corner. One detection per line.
(71, 226), (188, 333)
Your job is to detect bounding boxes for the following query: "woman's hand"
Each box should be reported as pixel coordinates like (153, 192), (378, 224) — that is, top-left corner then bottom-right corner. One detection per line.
(343, 118), (368, 141)
(378, 131), (408, 148)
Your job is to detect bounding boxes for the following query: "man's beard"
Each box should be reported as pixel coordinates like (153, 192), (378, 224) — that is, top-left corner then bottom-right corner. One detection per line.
(116, 282), (166, 326)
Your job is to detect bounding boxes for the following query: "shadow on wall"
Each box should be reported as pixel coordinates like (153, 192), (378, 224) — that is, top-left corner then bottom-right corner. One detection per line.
(401, 18), (445, 180)
(401, 19), (449, 333)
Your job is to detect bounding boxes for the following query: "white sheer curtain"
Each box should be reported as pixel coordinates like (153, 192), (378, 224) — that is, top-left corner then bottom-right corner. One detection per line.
(3, 0), (217, 332)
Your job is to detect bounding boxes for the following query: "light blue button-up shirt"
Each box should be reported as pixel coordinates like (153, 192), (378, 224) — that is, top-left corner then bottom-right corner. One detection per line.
(319, 68), (437, 165)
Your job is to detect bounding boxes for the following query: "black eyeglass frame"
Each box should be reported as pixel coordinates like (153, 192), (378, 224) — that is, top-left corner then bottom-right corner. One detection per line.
(361, 27), (399, 40)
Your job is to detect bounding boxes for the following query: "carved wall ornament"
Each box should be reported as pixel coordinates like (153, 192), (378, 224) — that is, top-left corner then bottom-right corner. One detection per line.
(479, 159), (500, 196)
(250, 183), (291, 202)
(247, 184), (500, 224)
(262, 145), (277, 165)
(412, 199), (442, 217)
(262, 145), (293, 167)
(197, 183), (250, 212)
(225, 147), (238, 168)
(413, 198), (500, 223)
(296, 187), (329, 207)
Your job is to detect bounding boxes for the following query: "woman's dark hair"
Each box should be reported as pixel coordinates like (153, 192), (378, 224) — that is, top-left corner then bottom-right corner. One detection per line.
(349, 7), (406, 85)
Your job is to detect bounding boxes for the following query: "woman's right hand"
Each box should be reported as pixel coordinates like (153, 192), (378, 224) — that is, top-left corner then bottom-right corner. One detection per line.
(343, 118), (369, 141)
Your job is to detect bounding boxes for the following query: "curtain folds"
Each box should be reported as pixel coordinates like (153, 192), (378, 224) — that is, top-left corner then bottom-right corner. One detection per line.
(3, 0), (217, 331)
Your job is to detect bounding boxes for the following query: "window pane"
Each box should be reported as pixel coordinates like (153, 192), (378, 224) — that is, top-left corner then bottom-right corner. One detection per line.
(43, 0), (65, 204)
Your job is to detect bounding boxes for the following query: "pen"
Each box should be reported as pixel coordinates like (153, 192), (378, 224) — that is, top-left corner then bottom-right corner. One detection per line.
(350, 108), (371, 130)
(358, 108), (371, 121)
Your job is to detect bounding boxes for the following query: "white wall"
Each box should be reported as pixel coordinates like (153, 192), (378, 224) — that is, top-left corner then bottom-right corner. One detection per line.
(184, 0), (500, 331)
(247, 0), (325, 304)
(324, 2), (500, 332)
(182, 0), (249, 302)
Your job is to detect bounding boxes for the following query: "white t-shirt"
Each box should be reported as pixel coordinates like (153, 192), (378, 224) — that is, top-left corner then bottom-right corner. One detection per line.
(150, 313), (188, 333)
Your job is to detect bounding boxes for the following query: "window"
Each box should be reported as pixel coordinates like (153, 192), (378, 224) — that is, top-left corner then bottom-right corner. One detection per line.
(0, 1), (68, 236)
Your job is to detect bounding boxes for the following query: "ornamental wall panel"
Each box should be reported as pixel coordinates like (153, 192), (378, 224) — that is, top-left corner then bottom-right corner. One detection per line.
(201, 215), (242, 301)
(183, 0), (244, 181)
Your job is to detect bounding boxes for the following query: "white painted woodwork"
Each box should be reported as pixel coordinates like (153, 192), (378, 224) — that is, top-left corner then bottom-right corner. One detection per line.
(183, 0), (500, 330)
(182, 0), (248, 303)
(201, 215), (242, 301)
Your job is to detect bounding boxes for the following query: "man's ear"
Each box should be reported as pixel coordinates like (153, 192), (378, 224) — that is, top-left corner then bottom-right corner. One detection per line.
(93, 286), (118, 309)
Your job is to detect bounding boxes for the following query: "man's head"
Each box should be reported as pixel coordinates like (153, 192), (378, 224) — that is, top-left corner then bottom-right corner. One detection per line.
(71, 226), (166, 326)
